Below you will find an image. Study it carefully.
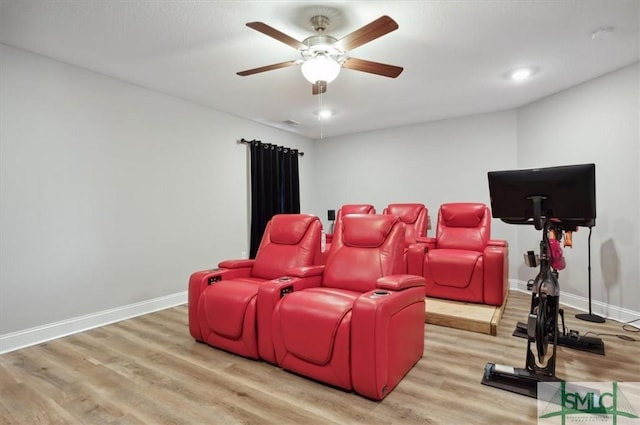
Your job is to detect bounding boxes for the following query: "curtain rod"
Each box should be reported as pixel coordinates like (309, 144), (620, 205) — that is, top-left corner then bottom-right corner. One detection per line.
(239, 138), (304, 156)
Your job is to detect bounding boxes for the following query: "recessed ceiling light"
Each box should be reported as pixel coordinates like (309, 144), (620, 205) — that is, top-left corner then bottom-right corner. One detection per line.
(591, 26), (615, 41)
(502, 66), (539, 82)
(510, 68), (532, 81)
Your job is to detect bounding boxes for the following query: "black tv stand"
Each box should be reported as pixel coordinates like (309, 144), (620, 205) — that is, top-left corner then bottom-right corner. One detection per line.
(575, 226), (606, 323)
(576, 313), (605, 323)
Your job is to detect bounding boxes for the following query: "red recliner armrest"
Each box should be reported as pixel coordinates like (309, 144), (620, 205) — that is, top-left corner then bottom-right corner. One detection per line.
(377, 274), (425, 291)
(488, 239), (508, 247)
(351, 286), (426, 400)
(218, 258), (256, 269)
(483, 244), (509, 306)
(406, 240), (435, 276)
(256, 273), (324, 364)
(423, 237), (437, 247)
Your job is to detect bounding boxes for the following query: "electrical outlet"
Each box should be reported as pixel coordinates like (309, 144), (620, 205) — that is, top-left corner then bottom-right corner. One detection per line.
(241, 251), (247, 258)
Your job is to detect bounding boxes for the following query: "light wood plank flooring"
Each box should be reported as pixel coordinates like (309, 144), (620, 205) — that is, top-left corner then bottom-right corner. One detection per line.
(1, 291), (638, 424)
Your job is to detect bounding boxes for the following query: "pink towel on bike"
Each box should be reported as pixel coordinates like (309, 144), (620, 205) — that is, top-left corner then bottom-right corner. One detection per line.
(549, 239), (566, 270)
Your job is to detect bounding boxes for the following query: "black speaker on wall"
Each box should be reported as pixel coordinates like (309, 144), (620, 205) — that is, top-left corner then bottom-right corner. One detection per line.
(327, 209), (336, 221)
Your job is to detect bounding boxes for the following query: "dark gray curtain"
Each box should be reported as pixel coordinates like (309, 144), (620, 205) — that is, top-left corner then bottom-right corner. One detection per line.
(249, 140), (300, 258)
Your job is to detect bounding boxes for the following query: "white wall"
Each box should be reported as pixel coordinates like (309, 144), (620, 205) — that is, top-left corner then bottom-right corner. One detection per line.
(309, 111), (519, 248)
(516, 63), (640, 315)
(0, 45), (314, 339)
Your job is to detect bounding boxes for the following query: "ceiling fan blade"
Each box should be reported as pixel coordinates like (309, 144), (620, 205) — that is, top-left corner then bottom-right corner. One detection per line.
(237, 60), (298, 76)
(343, 57), (403, 78)
(246, 22), (306, 50)
(312, 81), (327, 95)
(334, 16), (399, 52)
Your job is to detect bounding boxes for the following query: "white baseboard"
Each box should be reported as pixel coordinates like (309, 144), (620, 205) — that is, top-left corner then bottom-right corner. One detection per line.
(509, 279), (640, 324)
(0, 291), (187, 355)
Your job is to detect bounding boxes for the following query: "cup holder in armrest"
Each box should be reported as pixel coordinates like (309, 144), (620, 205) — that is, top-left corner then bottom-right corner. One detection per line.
(276, 276), (292, 282)
(370, 290), (391, 298)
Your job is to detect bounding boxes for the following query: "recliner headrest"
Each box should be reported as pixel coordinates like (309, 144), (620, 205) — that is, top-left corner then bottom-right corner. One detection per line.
(387, 203), (425, 224)
(270, 214), (317, 245)
(342, 214), (398, 248)
(340, 204), (375, 215)
(440, 203), (487, 228)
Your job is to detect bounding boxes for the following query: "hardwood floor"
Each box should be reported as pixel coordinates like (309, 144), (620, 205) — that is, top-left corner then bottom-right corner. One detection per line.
(1, 291), (638, 424)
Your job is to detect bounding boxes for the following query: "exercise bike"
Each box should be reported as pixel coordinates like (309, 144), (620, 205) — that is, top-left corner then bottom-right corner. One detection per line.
(482, 203), (564, 398)
(481, 203), (604, 397)
(512, 226), (605, 357)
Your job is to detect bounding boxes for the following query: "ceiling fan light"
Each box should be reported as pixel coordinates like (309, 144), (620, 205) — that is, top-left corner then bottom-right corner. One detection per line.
(301, 56), (341, 84)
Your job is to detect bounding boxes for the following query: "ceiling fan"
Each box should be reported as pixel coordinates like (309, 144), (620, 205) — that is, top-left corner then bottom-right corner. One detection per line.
(237, 15), (404, 95)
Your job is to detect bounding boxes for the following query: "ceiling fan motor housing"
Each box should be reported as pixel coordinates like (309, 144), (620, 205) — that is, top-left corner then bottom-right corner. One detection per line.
(310, 15), (330, 33)
(301, 34), (345, 64)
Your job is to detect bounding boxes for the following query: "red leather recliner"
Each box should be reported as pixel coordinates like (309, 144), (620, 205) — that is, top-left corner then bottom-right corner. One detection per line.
(383, 203), (429, 272)
(407, 203), (509, 306)
(271, 214), (426, 400)
(383, 203), (429, 242)
(325, 203), (376, 245)
(188, 214), (322, 359)
(323, 204), (376, 263)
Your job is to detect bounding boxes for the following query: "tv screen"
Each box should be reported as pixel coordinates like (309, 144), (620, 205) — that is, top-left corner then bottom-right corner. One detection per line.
(487, 163), (596, 227)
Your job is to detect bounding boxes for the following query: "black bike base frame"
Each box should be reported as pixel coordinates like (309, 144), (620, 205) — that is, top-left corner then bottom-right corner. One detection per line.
(481, 362), (562, 398)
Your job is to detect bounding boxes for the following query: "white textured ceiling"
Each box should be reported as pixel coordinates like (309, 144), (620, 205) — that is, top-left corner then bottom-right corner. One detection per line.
(1, 1), (638, 139)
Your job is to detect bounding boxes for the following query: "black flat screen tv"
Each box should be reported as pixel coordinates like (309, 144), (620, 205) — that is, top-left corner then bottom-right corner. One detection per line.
(487, 163), (596, 228)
